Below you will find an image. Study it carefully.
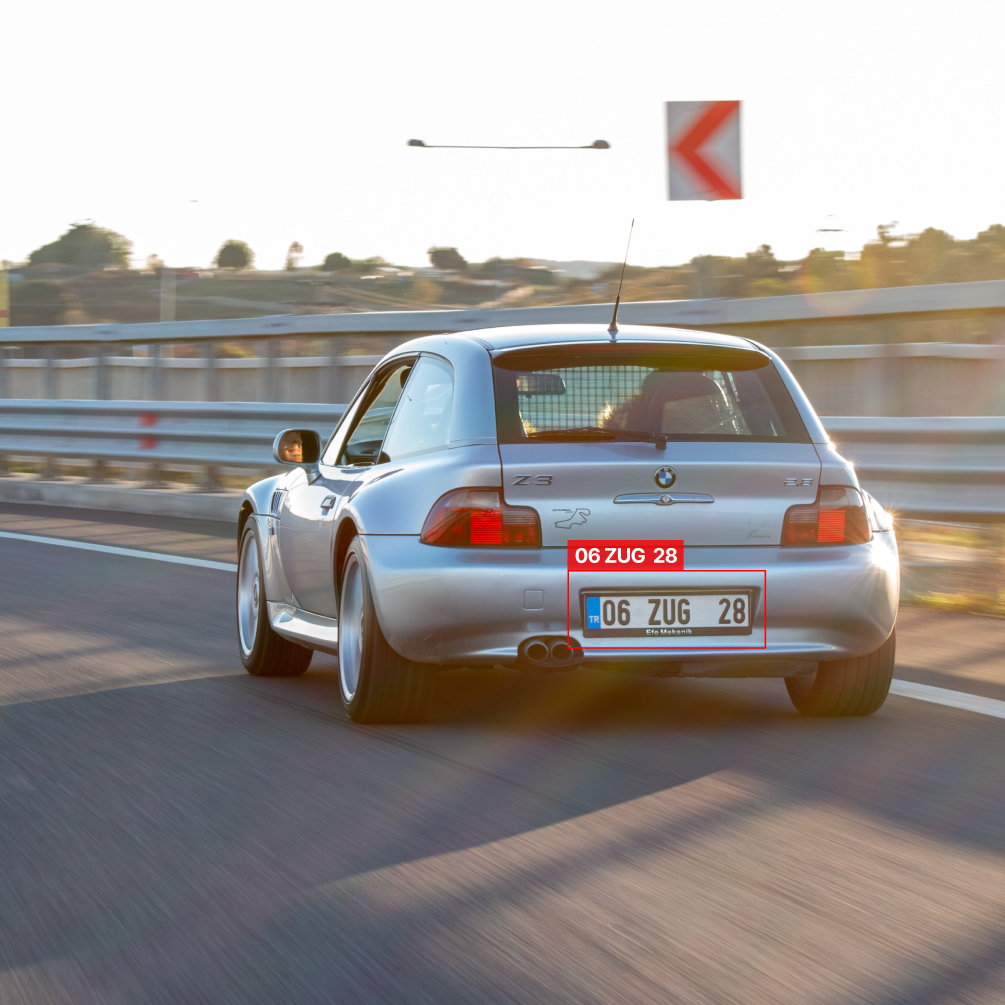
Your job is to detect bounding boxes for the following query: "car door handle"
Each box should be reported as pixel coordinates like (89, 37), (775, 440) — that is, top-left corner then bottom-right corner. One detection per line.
(320, 495), (337, 511)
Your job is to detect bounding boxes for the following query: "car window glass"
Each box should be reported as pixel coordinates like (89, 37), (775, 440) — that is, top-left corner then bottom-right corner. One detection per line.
(335, 362), (413, 465)
(381, 356), (454, 461)
(321, 388), (369, 466)
(492, 346), (808, 443)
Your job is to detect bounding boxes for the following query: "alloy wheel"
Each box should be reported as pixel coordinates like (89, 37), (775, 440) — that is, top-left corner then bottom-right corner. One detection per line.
(238, 533), (260, 658)
(339, 554), (365, 701)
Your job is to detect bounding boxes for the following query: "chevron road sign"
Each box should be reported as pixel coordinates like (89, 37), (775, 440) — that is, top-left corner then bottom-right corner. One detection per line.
(666, 101), (742, 201)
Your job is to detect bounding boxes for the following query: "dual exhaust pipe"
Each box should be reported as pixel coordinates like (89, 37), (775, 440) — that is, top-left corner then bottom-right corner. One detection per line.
(518, 635), (584, 672)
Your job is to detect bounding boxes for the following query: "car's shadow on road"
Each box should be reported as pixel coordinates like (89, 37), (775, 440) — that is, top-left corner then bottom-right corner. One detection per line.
(302, 655), (800, 731)
(279, 656), (1005, 866)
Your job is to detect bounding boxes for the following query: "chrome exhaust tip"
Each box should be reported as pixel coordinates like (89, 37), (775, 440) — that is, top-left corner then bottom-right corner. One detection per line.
(518, 636), (584, 672)
(549, 640), (573, 662)
(524, 639), (550, 663)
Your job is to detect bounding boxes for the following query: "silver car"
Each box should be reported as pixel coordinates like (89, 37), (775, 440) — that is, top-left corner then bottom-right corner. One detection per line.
(235, 323), (899, 723)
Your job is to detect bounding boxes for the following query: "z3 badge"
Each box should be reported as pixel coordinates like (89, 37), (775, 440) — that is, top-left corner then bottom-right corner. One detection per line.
(512, 474), (553, 486)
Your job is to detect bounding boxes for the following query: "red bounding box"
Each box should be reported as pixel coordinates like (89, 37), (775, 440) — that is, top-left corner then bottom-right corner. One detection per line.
(568, 539), (684, 573)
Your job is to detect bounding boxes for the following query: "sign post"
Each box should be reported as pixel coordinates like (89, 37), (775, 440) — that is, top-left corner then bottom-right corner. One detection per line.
(666, 101), (742, 201)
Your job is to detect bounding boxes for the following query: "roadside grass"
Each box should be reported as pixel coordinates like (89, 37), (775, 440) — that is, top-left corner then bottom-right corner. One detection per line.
(898, 519), (1005, 617)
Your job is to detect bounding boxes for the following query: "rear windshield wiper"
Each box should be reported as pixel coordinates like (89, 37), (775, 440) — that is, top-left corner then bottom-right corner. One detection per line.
(526, 426), (668, 449)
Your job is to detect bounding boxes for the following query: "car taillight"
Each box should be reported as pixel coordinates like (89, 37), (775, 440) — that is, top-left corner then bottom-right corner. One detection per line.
(420, 488), (541, 547)
(782, 487), (872, 546)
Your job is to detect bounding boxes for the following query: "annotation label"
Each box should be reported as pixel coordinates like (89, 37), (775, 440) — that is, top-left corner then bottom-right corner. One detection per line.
(567, 540), (684, 573)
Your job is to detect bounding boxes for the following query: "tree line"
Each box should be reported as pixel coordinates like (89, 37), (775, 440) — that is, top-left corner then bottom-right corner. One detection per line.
(10, 220), (1005, 309)
(658, 224), (1005, 300)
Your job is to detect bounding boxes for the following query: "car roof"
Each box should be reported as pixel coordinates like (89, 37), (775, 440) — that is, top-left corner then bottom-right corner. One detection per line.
(457, 323), (758, 353)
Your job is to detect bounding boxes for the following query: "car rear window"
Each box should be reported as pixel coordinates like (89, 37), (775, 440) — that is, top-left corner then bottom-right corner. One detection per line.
(492, 344), (809, 444)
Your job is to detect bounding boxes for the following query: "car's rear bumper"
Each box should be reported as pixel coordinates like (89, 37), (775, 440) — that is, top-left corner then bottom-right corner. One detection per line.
(360, 533), (899, 670)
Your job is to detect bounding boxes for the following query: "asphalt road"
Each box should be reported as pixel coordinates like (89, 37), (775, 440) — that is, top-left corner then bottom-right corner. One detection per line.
(1, 503), (1004, 1005)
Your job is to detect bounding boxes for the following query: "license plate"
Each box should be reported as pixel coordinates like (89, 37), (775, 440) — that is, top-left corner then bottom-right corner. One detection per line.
(582, 590), (754, 638)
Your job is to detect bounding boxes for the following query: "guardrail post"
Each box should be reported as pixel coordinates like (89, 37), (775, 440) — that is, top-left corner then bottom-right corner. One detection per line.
(265, 338), (278, 402)
(95, 344), (108, 399)
(140, 406), (164, 484)
(44, 345), (56, 399)
(207, 342), (219, 401)
(996, 525), (1005, 611)
(0, 350), (8, 471)
(327, 338), (340, 403)
(151, 343), (163, 401)
(203, 464), (220, 492)
(0, 344), (8, 469)
(90, 458), (107, 483)
(879, 344), (895, 417)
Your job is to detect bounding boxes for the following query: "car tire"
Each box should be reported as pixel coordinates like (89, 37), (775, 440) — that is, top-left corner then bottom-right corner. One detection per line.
(237, 522), (313, 677)
(338, 538), (435, 724)
(785, 630), (895, 716)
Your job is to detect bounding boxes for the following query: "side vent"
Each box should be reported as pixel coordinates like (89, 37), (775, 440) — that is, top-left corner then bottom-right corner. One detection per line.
(270, 490), (284, 516)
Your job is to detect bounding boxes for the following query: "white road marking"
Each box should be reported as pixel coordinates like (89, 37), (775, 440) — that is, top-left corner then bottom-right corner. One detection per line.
(890, 679), (1005, 720)
(0, 530), (237, 572)
(2, 528), (1004, 720)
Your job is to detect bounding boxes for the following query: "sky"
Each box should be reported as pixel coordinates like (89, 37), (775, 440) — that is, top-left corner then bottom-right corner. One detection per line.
(3, 0), (1004, 272)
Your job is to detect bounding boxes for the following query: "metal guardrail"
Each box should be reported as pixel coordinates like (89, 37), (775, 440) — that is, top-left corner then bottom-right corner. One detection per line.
(0, 400), (1002, 518)
(0, 400), (346, 488)
(2, 345), (1003, 421)
(2, 284), (1004, 418)
(4, 278), (1005, 345)
(0, 351), (385, 404)
(776, 343), (1005, 361)
(823, 417), (1005, 520)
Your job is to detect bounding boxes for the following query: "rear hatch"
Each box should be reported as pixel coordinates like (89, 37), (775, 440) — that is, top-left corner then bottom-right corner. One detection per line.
(494, 341), (820, 546)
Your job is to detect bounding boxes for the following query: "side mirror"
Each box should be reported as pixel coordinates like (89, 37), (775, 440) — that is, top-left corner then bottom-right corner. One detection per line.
(273, 428), (322, 467)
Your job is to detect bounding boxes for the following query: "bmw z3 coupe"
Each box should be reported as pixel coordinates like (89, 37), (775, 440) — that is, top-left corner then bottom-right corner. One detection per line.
(235, 323), (898, 723)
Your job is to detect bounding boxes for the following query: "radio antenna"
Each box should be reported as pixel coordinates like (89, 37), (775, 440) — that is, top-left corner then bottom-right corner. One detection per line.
(608, 218), (634, 337)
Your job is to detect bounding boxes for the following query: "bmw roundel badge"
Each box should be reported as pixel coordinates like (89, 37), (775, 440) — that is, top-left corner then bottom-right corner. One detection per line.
(654, 466), (677, 489)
